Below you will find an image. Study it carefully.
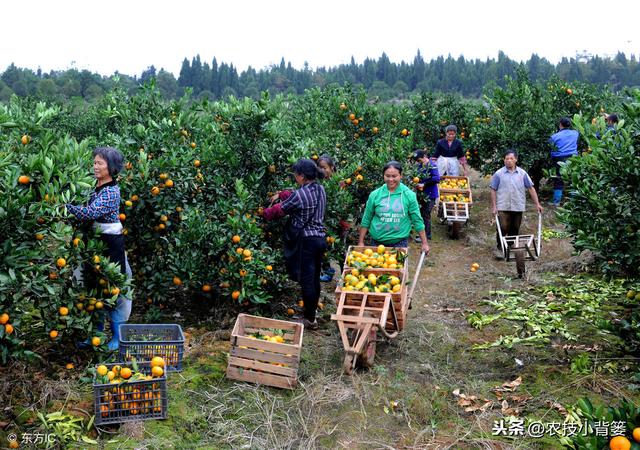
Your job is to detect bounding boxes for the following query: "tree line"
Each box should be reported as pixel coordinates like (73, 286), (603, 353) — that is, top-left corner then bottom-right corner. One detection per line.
(1, 50), (639, 102)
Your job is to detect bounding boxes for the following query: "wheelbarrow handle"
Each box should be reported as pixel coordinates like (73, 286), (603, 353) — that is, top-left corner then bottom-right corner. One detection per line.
(495, 214), (506, 257)
(407, 251), (427, 307)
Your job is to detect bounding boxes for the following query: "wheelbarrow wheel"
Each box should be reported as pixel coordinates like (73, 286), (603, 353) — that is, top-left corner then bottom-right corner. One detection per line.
(515, 250), (526, 278)
(360, 328), (377, 368)
(448, 221), (462, 239)
(343, 353), (355, 375)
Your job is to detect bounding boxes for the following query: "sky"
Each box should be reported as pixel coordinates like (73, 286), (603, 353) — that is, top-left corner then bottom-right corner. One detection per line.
(2, 0), (639, 77)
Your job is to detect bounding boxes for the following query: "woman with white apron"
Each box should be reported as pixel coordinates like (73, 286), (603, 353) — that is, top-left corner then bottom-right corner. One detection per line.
(433, 124), (468, 177)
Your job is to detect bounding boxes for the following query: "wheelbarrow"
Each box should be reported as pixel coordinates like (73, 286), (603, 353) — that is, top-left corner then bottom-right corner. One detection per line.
(495, 212), (542, 278)
(331, 251), (427, 374)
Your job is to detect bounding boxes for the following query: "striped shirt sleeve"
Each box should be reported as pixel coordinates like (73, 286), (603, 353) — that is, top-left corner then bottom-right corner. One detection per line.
(66, 187), (120, 221)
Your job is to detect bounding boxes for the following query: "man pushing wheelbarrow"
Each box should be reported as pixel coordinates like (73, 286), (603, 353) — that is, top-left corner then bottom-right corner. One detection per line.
(490, 150), (544, 277)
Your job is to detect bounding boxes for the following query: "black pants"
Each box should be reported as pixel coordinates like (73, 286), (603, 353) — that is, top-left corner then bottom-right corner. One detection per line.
(418, 197), (436, 239)
(552, 156), (569, 190)
(83, 233), (127, 292)
(299, 236), (327, 321)
(496, 211), (523, 249)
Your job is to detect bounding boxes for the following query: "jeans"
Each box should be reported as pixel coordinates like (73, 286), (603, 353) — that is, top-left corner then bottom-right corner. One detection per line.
(370, 238), (409, 248)
(496, 211), (523, 248)
(299, 236), (327, 321)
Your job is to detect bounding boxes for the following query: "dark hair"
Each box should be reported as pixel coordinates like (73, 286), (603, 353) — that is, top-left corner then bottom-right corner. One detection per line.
(559, 117), (572, 128)
(293, 158), (325, 180)
(504, 149), (518, 158)
(93, 147), (124, 176)
(383, 161), (403, 175)
(316, 154), (336, 171)
(445, 124), (458, 133)
(607, 113), (619, 123)
(412, 149), (427, 160)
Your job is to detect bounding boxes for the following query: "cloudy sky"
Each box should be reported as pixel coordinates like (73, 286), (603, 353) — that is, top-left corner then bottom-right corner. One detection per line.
(3, 0), (638, 77)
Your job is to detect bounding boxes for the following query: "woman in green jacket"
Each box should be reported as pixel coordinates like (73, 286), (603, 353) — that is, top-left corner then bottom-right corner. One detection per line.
(358, 161), (430, 254)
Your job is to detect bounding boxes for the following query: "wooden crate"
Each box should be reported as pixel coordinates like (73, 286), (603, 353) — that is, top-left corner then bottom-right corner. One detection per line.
(439, 188), (473, 204)
(226, 314), (303, 390)
(335, 268), (407, 332)
(343, 245), (409, 274)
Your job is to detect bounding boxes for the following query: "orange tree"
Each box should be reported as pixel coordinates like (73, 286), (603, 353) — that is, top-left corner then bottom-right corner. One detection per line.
(467, 69), (619, 190)
(0, 99), (130, 363)
(559, 90), (640, 276)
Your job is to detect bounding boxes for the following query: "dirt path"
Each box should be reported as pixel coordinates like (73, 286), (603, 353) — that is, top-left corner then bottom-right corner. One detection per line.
(97, 173), (585, 449)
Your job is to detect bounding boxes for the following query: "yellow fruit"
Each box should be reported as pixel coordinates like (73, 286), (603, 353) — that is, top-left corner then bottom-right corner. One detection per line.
(95, 301), (104, 309)
(151, 366), (164, 377)
(56, 257), (66, 268)
(265, 265), (273, 271)
(93, 255), (101, 264)
(633, 428), (640, 443)
(231, 291), (241, 300)
(377, 245), (385, 254)
(351, 268), (359, 277)
(151, 356), (166, 368)
(627, 290), (637, 299)
(470, 267), (477, 272)
(0, 313), (9, 325)
(164, 179), (174, 188)
(120, 367), (132, 379)
(59, 306), (69, 316)
(471, 263), (480, 269)
(73, 237), (81, 247)
(65, 363), (74, 370)
(49, 330), (58, 339)
(91, 336), (101, 346)
(243, 249), (252, 257)
(97, 365), (108, 376)
(286, 308), (295, 316)
(172, 276), (182, 286)
(107, 371), (115, 380)
(5, 324), (14, 334)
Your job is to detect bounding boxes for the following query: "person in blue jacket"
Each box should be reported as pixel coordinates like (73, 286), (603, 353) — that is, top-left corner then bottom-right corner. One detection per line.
(548, 117), (579, 206)
(412, 150), (440, 242)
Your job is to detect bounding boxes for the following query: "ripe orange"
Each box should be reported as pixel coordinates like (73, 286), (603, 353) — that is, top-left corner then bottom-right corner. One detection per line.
(194, 160), (201, 167)
(286, 308), (295, 316)
(243, 249), (252, 257)
(119, 213), (126, 221)
(151, 366), (164, 377)
(151, 186), (160, 195)
(158, 223), (166, 230)
(190, 142), (196, 149)
(76, 302), (84, 310)
(401, 129), (409, 136)
(239, 269), (247, 277)
(5, 324), (14, 334)
(472, 263), (480, 269)
(35, 233), (44, 241)
(97, 365), (108, 376)
(372, 127), (379, 134)
(297, 300), (304, 307)
(110, 287), (120, 296)
(126, 161), (133, 170)
(566, 88), (573, 95)
(164, 179), (174, 188)
(633, 427), (640, 442)
(175, 206), (183, 212)
(412, 176), (420, 184)
(318, 302), (324, 310)
(609, 436), (631, 450)
(91, 336), (101, 346)
(120, 367), (132, 379)
(356, 174), (363, 181)
(202, 284), (212, 292)
(49, 329), (58, 339)
(56, 257), (66, 268)
(470, 267), (477, 272)
(72, 237), (81, 247)
(18, 175), (30, 185)
(265, 265), (273, 271)
(0, 313), (9, 325)
(93, 255), (101, 264)
(172, 276), (182, 286)
(59, 306), (69, 316)
(125, 200), (133, 207)
(8, 438), (19, 448)
(65, 363), (74, 370)
(49, 272), (58, 280)
(151, 356), (165, 368)
(348, 113), (356, 120)
(236, 247), (244, 255)
(131, 194), (139, 201)
(345, 178), (352, 185)
(21, 134), (29, 145)
(160, 215), (168, 222)
(231, 291), (241, 300)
